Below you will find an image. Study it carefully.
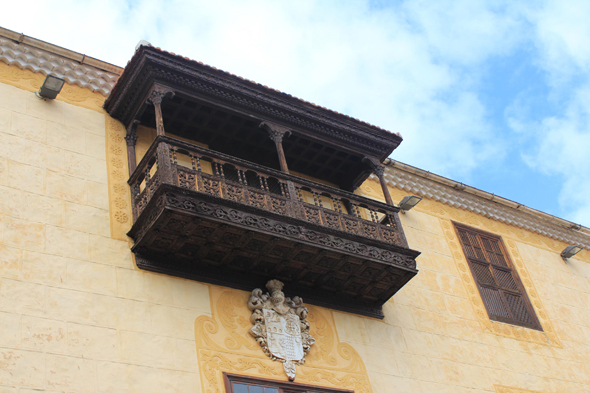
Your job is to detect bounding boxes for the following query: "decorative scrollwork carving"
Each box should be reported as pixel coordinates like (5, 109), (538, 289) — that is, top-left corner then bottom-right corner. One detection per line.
(304, 206), (321, 224)
(362, 223), (378, 239)
(342, 217), (359, 234)
(160, 191), (416, 269)
(225, 184), (244, 202)
(372, 165), (385, 177)
(147, 86), (175, 105)
(381, 227), (399, 244)
(323, 212), (341, 230)
(259, 121), (292, 144)
(202, 177), (221, 196)
(249, 191), (266, 208)
(178, 169), (196, 190)
(270, 197), (287, 214)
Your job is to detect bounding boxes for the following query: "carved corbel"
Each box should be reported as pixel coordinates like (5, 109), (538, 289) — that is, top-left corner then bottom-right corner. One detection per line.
(259, 121), (292, 173)
(363, 157), (393, 206)
(125, 120), (140, 175)
(147, 87), (175, 136)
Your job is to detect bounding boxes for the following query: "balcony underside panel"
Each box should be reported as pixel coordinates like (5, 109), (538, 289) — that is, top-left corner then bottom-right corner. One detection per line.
(129, 186), (418, 319)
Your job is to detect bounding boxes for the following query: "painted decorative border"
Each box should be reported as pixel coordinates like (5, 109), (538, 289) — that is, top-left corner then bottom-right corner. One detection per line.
(0, 61), (131, 241)
(104, 116), (132, 240)
(195, 286), (373, 393)
(440, 218), (561, 347)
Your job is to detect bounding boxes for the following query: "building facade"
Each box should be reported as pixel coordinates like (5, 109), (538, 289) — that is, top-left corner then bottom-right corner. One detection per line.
(0, 27), (589, 393)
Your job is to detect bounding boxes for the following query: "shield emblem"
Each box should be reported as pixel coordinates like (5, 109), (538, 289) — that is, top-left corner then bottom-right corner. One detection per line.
(248, 280), (315, 381)
(263, 309), (304, 361)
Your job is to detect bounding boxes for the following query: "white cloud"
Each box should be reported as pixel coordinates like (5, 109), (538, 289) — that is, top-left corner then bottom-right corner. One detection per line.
(509, 0), (590, 225)
(401, 0), (527, 65)
(529, 0), (590, 85)
(518, 86), (590, 225)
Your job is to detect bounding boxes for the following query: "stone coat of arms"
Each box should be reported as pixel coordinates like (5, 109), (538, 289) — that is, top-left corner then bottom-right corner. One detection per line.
(247, 280), (315, 381)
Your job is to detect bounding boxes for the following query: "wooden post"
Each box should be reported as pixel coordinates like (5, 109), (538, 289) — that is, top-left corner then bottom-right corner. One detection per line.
(259, 121), (291, 174)
(125, 120), (140, 176)
(156, 141), (175, 185)
(374, 165), (394, 206)
(147, 88), (175, 136)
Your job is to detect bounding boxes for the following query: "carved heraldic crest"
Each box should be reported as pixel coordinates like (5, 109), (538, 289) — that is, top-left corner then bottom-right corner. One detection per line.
(248, 280), (315, 381)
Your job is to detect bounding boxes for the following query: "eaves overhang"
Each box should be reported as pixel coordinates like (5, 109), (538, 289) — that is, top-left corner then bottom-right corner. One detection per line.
(0, 27), (121, 96)
(382, 159), (590, 250)
(104, 45), (402, 162)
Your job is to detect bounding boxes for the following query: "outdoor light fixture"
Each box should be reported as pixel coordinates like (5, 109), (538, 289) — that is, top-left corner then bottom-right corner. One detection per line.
(398, 195), (422, 213)
(37, 75), (65, 99)
(561, 245), (582, 259)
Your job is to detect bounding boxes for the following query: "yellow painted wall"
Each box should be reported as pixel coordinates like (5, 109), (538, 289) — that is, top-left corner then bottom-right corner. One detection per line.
(1, 62), (589, 393)
(0, 65), (208, 392)
(353, 181), (590, 393)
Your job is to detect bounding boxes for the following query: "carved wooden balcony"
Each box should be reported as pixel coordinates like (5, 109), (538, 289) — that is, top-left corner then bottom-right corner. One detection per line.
(128, 136), (419, 318)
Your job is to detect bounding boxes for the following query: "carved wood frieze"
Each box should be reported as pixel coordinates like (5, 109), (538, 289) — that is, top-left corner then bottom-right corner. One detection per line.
(131, 187), (417, 318)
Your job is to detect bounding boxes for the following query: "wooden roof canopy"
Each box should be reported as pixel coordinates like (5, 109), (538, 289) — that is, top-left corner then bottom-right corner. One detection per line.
(104, 45), (403, 191)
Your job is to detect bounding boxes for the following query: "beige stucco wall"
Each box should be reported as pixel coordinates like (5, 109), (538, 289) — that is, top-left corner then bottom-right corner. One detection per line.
(1, 62), (589, 393)
(0, 76), (210, 392)
(347, 182), (590, 393)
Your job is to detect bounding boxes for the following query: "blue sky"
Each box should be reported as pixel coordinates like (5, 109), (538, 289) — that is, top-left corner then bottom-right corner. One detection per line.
(2, 0), (589, 227)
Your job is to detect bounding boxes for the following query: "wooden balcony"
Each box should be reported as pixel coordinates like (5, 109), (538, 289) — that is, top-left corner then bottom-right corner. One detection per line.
(128, 136), (419, 318)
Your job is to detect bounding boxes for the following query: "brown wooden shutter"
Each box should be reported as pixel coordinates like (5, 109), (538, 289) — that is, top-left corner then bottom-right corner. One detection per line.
(453, 223), (542, 330)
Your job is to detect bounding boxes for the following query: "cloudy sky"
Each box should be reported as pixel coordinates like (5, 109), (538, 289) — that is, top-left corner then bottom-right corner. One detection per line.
(1, 0), (589, 227)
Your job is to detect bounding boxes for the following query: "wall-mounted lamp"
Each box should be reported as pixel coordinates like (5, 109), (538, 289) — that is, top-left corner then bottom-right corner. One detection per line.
(561, 245), (582, 259)
(37, 75), (65, 99)
(398, 195), (422, 213)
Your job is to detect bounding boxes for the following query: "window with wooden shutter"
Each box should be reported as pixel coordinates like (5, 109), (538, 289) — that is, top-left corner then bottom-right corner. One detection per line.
(453, 223), (542, 330)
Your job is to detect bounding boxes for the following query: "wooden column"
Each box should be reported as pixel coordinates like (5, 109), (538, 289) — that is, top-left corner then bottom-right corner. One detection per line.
(259, 121), (291, 173)
(373, 165), (394, 206)
(147, 88), (175, 136)
(125, 120), (140, 176)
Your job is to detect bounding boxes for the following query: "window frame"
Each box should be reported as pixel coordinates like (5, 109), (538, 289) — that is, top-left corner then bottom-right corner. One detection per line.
(452, 222), (543, 331)
(223, 373), (355, 393)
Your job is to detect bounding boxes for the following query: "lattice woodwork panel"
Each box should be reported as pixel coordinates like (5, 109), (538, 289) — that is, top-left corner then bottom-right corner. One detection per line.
(504, 293), (534, 325)
(480, 286), (511, 319)
(471, 261), (495, 286)
(482, 237), (508, 267)
(494, 268), (518, 291)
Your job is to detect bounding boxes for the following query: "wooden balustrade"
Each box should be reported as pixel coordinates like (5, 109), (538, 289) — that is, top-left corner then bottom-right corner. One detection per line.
(129, 136), (407, 248)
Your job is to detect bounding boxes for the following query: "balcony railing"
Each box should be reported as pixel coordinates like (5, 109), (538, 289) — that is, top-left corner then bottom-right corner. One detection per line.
(129, 136), (408, 249)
